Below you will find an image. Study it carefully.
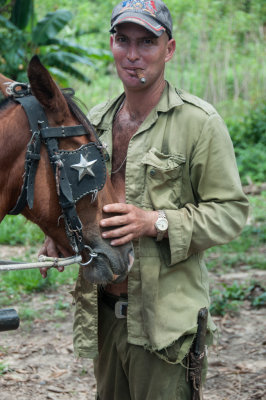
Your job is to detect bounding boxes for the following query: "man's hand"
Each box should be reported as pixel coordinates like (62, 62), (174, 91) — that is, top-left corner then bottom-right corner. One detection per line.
(100, 203), (159, 246)
(38, 236), (72, 278)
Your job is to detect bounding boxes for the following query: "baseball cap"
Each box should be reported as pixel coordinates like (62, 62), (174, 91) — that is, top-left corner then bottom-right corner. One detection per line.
(110, 0), (173, 39)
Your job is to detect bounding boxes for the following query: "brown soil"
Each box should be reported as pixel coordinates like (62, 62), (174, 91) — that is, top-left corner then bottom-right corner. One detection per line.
(0, 246), (265, 400)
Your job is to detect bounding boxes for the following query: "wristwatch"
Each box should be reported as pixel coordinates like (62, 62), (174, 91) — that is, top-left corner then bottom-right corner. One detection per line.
(155, 210), (168, 241)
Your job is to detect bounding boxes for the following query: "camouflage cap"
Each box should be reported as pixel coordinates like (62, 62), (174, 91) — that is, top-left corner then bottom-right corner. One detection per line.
(110, 0), (173, 39)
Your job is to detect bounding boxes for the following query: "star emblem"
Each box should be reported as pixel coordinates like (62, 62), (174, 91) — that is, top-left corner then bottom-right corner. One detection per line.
(71, 154), (97, 181)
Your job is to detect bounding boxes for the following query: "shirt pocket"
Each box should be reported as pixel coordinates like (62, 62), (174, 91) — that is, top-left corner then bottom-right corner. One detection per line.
(141, 147), (186, 209)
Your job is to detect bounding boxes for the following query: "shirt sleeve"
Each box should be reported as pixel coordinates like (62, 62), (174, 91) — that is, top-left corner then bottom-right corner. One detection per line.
(165, 113), (249, 266)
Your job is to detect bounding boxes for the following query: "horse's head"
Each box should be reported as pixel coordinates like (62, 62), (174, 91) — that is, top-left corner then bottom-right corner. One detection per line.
(0, 56), (134, 284)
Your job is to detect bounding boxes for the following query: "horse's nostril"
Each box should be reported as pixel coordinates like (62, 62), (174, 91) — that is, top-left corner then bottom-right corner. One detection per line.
(128, 248), (134, 271)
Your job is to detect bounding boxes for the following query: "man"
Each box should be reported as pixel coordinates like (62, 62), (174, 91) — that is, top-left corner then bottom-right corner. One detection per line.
(40, 1), (249, 399)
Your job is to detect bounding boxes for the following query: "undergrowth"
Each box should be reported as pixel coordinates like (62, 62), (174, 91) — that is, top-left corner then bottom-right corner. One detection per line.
(206, 191), (266, 272)
(0, 215), (44, 245)
(210, 281), (266, 316)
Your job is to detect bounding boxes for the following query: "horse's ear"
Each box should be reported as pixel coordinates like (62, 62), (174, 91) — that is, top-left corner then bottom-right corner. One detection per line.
(28, 55), (71, 123)
(0, 74), (13, 98)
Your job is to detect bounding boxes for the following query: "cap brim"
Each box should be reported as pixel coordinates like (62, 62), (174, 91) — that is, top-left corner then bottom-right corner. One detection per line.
(110, 12), (166, 37)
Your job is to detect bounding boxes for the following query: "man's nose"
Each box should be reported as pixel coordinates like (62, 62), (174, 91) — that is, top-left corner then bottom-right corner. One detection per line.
(127, 44), (139, 62)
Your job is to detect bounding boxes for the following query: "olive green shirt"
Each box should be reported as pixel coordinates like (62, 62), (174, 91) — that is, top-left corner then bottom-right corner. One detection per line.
(73, 82), (249, 359)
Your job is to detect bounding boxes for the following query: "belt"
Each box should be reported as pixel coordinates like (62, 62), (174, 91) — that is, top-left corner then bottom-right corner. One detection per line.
(100, 290), (128, 319)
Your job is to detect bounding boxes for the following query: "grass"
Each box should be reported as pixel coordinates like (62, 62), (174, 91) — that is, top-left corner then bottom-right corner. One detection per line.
(0, 265), (79, 304)
(0, 214), (79, 301)
(0, 215), (44, 245)
(0, 362), (10, 375)
(206, 191), (266, 272)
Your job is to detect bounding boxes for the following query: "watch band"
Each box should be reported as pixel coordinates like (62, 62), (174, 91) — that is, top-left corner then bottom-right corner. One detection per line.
(155, 210), (168, 241)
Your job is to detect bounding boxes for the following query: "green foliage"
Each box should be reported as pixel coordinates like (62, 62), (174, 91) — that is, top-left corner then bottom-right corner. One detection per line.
(210, 280), (266, 316)
(0, 215), (44, 245)
(0, 362), (10, 375)
(32, 9), (72, 45)
(0, 265), (79, 301)
(11, 0), (33, 30)
(164, 0), (265, 111)
(251, 292), (266, 307)
(226, 102), (266, 184)
(0, 1), (111, 84)
(54, 300), (71, 310)
(18, 306), (36, 321)
(206, 192), (266, 271)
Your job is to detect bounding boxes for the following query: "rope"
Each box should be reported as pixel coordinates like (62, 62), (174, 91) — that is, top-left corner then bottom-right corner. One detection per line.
(0, 255), (82, 272)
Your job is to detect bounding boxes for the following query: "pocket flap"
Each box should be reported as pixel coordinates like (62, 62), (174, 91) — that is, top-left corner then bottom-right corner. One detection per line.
(141, 148), (186, 170)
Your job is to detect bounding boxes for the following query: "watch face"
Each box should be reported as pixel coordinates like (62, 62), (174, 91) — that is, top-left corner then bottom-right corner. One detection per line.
(156, 218), (168, 231)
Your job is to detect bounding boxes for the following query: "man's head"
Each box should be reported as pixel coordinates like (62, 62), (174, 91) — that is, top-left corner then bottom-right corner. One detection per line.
(110, 0), (172, 40)
(109, 1), (175, 90)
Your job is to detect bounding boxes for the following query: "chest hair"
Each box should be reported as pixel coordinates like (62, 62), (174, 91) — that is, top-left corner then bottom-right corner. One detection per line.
(112, 111), (144, 182)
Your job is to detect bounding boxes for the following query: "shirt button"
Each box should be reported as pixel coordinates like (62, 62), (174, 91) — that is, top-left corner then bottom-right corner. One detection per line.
(150, 169), (156, 176)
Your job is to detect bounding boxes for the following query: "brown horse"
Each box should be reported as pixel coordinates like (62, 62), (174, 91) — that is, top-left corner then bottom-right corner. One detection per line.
(0, 56), (134, 284)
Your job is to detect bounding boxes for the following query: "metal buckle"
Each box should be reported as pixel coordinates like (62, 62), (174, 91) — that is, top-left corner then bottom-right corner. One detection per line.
(115, 300), (128, 319)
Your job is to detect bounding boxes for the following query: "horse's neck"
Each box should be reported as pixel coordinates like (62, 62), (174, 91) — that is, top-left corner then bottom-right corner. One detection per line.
(0, 103), (28, 221)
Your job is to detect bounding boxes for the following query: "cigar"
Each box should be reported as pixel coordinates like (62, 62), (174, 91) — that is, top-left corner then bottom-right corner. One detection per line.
(136, 69), (146, 84)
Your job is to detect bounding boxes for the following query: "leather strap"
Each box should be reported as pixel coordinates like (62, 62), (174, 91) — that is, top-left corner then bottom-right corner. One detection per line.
(9, 96), (48, 214)
(40, 125), (86, 139)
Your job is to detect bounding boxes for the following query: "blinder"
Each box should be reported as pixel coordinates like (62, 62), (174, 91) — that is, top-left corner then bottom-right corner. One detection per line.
(7, 82), (106, 261)
(58, 143), (106, 203)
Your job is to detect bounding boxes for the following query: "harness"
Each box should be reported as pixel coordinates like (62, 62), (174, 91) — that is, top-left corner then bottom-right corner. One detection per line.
(6, 82), (107, 266)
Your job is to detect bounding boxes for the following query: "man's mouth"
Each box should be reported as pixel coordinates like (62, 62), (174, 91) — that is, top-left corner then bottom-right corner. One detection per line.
(123, 68), (146, 83)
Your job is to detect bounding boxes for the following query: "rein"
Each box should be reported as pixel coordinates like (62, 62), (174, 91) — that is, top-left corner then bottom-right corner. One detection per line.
(0, 255), (82, 272)
(1, 82), (107, 270)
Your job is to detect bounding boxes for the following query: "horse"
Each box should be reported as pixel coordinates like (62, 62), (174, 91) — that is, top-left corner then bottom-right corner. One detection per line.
(0, 56), (134, 284)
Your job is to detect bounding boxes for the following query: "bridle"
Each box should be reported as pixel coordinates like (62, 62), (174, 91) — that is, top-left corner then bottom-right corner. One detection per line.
(6, 82), (107, 266)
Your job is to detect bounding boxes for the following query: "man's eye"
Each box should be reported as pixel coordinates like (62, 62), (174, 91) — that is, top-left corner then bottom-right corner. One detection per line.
(143, 39), (154, 45)
(117, 37), (126, 42)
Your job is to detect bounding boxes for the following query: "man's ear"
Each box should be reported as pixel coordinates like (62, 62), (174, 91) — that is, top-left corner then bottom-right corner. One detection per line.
(165, 38), (176, 63)
(110, 34), (114, 50)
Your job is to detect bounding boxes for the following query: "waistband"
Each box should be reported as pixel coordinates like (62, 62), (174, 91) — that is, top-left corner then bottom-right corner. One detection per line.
(99, 290), (128, 319)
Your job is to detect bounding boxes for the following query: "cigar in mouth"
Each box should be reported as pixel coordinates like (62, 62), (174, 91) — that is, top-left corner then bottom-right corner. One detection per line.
(136, 69), (146, 84)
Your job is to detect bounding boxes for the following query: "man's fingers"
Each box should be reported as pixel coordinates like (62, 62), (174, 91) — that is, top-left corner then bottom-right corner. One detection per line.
(103, 203), (131, 214)
(40, 267), (48, 278)
(39, 265), (65, 279)
(110, 233), (134, 246)
(102, 224), (132, 239)
(100, 214), (130, 228)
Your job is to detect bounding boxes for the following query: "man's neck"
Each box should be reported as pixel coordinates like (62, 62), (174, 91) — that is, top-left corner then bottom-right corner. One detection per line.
(123, 78), (166, 121)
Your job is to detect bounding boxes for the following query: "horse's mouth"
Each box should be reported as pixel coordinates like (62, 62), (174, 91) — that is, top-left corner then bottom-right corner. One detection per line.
(81, 247), (134, 285)
(112, 248), (134, 283)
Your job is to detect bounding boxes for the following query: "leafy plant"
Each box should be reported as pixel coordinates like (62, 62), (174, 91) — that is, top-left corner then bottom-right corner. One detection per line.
(54, 300), (71, 310)
(226, 102), (266, 184)
(251, 292), (266, 307)
(0, 0), (112, 84)
(0, 362), (11, 375)
(210, 281), (266, 316)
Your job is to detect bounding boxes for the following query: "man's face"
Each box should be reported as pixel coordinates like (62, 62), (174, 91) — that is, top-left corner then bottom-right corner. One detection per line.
(110, 23), (175, 90)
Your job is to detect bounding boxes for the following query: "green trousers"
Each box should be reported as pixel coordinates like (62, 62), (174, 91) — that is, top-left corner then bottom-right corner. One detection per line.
(94, 300), (207, 400)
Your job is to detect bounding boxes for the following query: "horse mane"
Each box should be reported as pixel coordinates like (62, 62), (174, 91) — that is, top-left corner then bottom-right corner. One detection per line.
(0, 96), (14, 112)
(61, 89), (98, 142)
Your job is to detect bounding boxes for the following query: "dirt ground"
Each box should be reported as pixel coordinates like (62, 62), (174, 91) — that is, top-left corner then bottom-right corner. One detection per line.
(0, 246), (265, 400)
